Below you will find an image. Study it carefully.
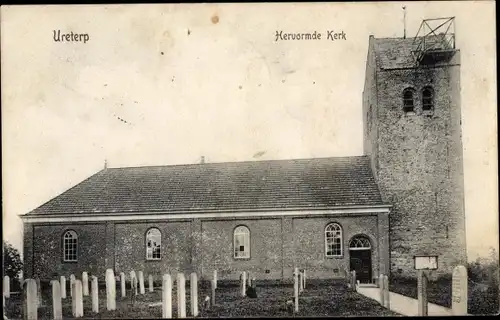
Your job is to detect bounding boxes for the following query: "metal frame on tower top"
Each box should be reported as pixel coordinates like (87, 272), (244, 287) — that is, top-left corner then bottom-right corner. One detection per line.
(412, 17), (456, 65)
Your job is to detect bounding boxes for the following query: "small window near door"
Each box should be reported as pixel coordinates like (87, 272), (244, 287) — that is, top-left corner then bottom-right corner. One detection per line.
(349, 236), (371, 250)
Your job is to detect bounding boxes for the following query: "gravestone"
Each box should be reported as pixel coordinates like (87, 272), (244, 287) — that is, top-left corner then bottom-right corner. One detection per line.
(91, 276), (99, 313)
(3, 276), (10, 299)
(298, 272), (303, 293)
(162, 274), (172, 318)
(452, 265), (468, 315)
(351, 271), (357, 290)
(71, 281), (76, 316)
(105, 269), (116, 311)
(241, 272), (246, 297)
(383, 275), (390, 309)
(36, 278), (42, 307)
(247, 272), (251, 287)
(120, 272), (126, 298)
(293, 267), (299, 313)
(69, 275), (76, 298)
(24, 279), (38, 320)
(130, 271), (137, 295)
(417, 270), (428, 316)
(303, 269), (307, 289)
(60, 276), (66, 299)
(177, 273), (186, 318)
(138, 271), (145, 295)
(73, 280), (84, 318)
(211, 279), (216, 307)
(190, 273), (198, 317)
(50, 280), (62, 320)
(82, 272), (89, 296)
(149, 274), (154, 293)
(213, 270), (217, 289)
(378, 274), (385, 307)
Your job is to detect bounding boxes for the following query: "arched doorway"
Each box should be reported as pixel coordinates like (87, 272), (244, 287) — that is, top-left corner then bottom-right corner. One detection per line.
(349, 235), (372, 283)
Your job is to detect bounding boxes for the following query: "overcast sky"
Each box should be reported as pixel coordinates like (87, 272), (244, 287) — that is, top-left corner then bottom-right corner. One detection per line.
(1, 2), (497, 261)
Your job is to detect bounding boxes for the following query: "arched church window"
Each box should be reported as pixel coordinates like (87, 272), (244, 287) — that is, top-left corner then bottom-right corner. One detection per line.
(63, 230), (78, 262)
(325, 223), (343, 257)
(234, 226), (250, 259)
(403, 88), (415, 113)
(422, 87), (434, 111)
(146, 228), (162, 260)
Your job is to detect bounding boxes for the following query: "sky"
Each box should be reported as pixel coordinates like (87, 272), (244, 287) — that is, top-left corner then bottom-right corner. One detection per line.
(1, 2), (497, 261)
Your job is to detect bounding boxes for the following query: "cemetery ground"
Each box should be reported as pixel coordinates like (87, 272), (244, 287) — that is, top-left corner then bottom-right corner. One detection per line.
(4, 280), (400, 319)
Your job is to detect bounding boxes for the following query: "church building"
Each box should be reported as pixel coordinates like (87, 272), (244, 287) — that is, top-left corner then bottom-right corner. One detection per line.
(21, 18), (467, 283)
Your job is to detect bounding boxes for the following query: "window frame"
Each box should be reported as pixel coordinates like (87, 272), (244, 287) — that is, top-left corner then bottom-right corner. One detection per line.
(325, 223), (343, 258)
(62, 230), (78, 263)
(403, 88), (415, 113)
(145, 227), (162, 261)
(422, 86), (434, 112)
(233, 225), (250, 260)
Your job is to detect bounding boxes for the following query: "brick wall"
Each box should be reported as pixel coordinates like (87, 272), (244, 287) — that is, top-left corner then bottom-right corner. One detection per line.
(31, 223), (107, 280)
(200, 218), (283, 280)
(363, 48), (467, 278)
(24, 212), (390, 281)
(114, 221), (193, 276)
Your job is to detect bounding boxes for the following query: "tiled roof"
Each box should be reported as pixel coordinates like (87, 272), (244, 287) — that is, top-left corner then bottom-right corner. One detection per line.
(373, 36), (451, 69)
(26, 156), (385, 216)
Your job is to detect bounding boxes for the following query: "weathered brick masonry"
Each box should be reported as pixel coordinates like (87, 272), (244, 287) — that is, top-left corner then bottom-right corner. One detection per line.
(363, 35), (467, 278)
(23, 212), (390, 281)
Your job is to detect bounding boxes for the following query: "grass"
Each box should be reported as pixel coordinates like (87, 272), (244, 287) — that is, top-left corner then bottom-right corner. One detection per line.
(4, 280), (400, 318)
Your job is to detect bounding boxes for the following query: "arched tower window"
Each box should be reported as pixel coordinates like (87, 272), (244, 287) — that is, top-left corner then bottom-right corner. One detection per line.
(325, 223), (343, 257)
(422, 87), (434, 111)
(63, 230), (78, 262)
(403, 88), (415, 113)
(234, 226), (250, 259)
(146, 228), (162, 260)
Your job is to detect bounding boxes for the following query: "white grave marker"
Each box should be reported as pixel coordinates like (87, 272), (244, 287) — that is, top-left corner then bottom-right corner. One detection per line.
(162, 274), (172, 318)
(50, 280), (62, 320)
(190, 272), (198, 317)
(82, 272), (89, 296)
(241, 272), (246, 297)
(60, 276), (66, 299)
(91, 276), (99, 314)
(120, 272), (126, 297)
(138, 271), (145, 294)
(105, 269), (116, 311)
(213, 270), (217, 289)
(73, 280), (84, 318)
(25, 279), (38, 320)
(177, 273), (186, 318)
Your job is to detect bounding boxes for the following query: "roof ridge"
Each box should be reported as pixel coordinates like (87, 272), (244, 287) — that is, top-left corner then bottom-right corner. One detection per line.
(107, 155), (369, 170)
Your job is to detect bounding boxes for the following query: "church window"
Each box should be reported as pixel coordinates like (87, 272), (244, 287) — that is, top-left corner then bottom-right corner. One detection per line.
(234, 225), (250, 259)
(422, 87), (434, 111)
(325, 223), (343, 257)
(63, 230), (78, 262)
(146, 228), (162, 260)
(403, 88), (415, 113)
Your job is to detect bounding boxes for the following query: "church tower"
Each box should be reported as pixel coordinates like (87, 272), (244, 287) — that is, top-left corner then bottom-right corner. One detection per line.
(362, 17), (467, 277)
